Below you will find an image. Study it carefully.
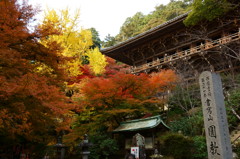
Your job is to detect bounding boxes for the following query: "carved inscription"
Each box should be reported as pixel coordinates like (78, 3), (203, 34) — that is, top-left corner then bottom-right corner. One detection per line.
(199, 71), (232, 159)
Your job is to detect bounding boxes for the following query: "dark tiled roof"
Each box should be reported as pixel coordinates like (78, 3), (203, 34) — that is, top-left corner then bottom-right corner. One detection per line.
(101, 12), (189, 53)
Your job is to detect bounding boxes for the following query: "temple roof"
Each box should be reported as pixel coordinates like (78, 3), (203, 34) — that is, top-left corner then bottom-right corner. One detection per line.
(113, 115), (169, 133)
(101, 13), (189, 65)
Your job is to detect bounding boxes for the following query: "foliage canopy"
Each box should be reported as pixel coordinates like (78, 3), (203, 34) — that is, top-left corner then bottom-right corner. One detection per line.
(0, 0), (74, 152)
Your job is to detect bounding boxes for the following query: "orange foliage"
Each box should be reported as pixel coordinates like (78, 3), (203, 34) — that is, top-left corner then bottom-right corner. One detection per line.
(80, 70), (177, 112)
(81, 73), (149, 109)
(104, 57), (129, 76)
(149, 69), (178, 92)
(0, 0), (73, 145)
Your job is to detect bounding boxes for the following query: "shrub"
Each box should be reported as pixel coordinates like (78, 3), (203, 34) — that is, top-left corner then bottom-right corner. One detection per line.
(89, 134), (118, 159)
(192, 136), (207, 159)
(226, 89), (240, 129)
(161, 133), (194, 159)
(233, 142), (240, 159)
(169, 111), (204, 136)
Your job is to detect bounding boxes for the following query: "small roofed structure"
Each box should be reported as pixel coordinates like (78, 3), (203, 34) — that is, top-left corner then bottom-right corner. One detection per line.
(112, 115), (169, 159)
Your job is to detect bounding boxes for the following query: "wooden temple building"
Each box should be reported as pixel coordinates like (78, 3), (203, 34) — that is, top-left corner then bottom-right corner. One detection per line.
(101, 12), (240, 80)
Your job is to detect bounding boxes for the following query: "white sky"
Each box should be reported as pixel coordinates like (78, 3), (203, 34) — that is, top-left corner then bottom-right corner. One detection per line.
(29, 0), (170, 40)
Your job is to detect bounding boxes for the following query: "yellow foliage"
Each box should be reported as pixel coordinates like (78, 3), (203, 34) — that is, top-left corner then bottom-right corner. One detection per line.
(39, 8), (93, 77)
(87, 48), (107, 75)
(34, 62), (54, 75)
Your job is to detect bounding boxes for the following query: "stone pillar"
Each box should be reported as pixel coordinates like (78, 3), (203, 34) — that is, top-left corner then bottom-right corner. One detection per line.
(199, 71), (233, 159)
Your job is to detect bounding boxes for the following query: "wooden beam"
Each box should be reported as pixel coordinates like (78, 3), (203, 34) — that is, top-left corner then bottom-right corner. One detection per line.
(131, 31), (240, 74)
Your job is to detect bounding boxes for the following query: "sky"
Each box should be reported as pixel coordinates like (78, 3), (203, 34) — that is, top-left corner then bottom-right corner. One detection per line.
(29, 0), (171, 40)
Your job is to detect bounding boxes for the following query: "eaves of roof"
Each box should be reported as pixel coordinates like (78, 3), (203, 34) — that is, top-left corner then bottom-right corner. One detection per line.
(101, 12), (189, 54)
(113, 115), (169, 133)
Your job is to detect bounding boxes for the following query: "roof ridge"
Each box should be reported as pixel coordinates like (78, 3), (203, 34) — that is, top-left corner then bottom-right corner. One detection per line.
(121, 115), (161, 124)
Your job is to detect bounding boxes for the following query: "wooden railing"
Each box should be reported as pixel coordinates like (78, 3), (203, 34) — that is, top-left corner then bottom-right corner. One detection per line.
(130, 31), (240, 74)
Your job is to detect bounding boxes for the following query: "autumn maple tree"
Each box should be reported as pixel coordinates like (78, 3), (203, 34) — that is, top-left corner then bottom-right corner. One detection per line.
(0, 0), (74, 154)
(65, 68), (177, 142)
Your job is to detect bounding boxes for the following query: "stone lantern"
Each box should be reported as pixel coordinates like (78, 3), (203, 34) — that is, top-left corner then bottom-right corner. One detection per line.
(78, 134), (93, 159)
(54, 136), (67, 159)
(150, 148), (163, 159)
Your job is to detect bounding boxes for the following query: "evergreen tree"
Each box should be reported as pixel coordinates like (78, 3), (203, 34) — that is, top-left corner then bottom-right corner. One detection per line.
(184, 0), (235, 26)
(89, 27), (102, 49)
